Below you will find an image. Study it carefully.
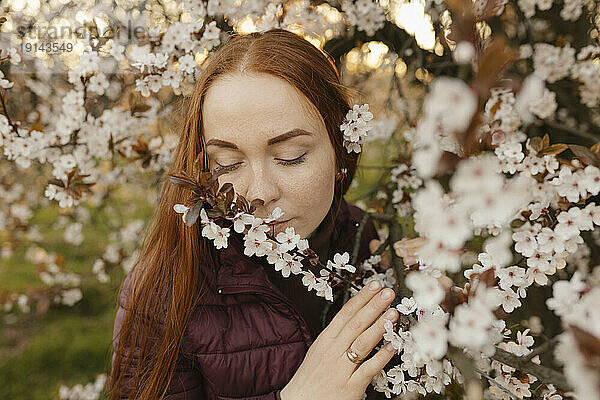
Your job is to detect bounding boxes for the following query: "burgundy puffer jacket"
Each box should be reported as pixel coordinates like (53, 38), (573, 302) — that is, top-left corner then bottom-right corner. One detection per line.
(112, 199), (385, 399)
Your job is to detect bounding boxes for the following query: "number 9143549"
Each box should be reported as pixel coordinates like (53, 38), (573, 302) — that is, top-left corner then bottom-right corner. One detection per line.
(21, 41), (74, 53)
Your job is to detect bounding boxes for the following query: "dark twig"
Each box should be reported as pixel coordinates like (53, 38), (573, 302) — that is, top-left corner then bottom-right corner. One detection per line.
(544, 120), (598, 144)
(372, 235), (390, 256)
(491, 346), (572, 391)
(367, 212), (397, 221)
(385, 201), (411, 300)
(0, 90), (20, 137)
(475, 368), (519, 400)
(523, 334), (561, 362)
(351, 211), (371, 267)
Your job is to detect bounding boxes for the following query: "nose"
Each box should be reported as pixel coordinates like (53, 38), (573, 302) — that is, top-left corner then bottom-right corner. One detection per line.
(243, 161), (280, 212)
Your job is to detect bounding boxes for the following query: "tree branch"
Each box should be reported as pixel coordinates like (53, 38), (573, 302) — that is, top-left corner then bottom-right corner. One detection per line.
(385, 201), (411, 300)
(0, 90), (20, 137)
(543, 120), (598, 144)
(523, 335), (560, 362)
(490, 346), (573, 392)
(351, 210), (371, 267)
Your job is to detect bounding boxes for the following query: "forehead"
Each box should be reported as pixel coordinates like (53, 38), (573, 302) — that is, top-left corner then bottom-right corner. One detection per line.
(201, 72), (326, 142)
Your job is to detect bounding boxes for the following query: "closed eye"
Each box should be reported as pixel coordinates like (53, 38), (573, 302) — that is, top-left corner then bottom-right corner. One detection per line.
(214, 152), (307, 172)
(276, 152), (307, 166)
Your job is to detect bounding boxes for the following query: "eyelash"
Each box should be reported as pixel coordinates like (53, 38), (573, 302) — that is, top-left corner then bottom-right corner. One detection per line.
(214, 153), (308, 172)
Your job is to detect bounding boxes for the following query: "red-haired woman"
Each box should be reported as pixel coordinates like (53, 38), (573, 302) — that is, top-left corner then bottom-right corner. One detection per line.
(109, 28), (398, 400)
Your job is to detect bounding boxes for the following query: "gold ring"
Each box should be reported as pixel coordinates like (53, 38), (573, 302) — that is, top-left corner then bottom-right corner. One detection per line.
(345, 347), (363, 365)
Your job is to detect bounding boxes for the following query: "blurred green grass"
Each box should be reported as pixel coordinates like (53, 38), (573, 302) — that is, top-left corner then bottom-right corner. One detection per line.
(0, 283), (117, 400)
(0, 183), (155, 400)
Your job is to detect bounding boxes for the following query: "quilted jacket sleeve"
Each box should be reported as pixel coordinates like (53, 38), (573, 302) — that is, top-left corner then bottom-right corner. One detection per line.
(111, 274), (206, 399)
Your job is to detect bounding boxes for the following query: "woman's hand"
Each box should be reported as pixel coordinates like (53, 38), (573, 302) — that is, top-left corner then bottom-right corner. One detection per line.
(279, 281), (397, 400)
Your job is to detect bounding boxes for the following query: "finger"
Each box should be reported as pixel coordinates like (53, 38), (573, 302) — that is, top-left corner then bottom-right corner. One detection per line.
(369, 239), (380, 254)
(369, 239), (393, 270)
(380, 252), (391, 270)
(349, 340), (397, 389)
(336, 288), (395, 349)
(403, 255), (419, 265)
(342, 307), (398, 373)
(438, 275), (453, 291)
(323, 280), (383, 337)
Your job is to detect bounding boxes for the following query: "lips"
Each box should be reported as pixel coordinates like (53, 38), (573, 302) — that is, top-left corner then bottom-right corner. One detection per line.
(271, 218), (293, 234)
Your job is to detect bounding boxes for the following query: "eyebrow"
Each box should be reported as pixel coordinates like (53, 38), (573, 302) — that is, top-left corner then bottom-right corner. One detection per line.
(205, 128), (314, 150)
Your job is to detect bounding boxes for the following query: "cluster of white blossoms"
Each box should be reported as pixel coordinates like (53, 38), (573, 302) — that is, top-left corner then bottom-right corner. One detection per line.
(516, 0), (552, 18)
(340, 104), (374, 153)
(532, 43), (576, 84)
(517, 0), (585, 21)
(389, 163), (422, 216)
(1, 246), (83, 313)
(173, 202), (368, 301)
(132, 0), (349, 98)
(93, 219), (146, 278)
(515, 75), (558, 123)
(571, 45), (600, 107)
(411, 77), (476, 178)
(373, 274), (463, 397)
(58, 373), (106, 400)
(522, 42), (600, 109)
(389, 74), (600, 399)
(549, 275), (600, 399)
(341, 0), (386, 36)
(411, 153), (530, 272)
(357, 254), (397, 292)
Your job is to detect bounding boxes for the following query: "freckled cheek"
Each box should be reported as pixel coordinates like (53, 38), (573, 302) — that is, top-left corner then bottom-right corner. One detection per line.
(279, 165), (334, 206)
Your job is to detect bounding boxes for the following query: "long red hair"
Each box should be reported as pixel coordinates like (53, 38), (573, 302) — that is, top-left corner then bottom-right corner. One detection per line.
(108, 28), (362, 399)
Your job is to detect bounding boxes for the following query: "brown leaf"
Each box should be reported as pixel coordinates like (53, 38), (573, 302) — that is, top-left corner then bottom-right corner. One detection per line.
(218, 182), (233, 195)
(131, 104), (152, 115)
(249, 199), (264, 213)
(84, 20), (99, 38)
(570, 324), (600, 367)
(476, 267), (496, 287)
(446, 0), (474, 16)
(539, 143), (568, 156)
(441, 287), (468, 314)
(131, 138), (149, 153)
(474, 0), (507, 20)
(528, 137), (543, 153)
(489, 99), (502, 119)
(473, 38), (518, 97)
(542, 133), (550, 149)
(511, 218), (526, 229)
(48, 179), (65, 188)
(128, 91), (135, 111)
(168, 174), (198, 191)
(198, 171), (213, 187)
(569, 144), (600, 166)
(66, 166), (79, 182)
(436, 151), (461, 176)
(55, 254), (65, 267)
(514, 370), (531, 384)
(303, 248), (319, 266)
(557, 196), (571, 211)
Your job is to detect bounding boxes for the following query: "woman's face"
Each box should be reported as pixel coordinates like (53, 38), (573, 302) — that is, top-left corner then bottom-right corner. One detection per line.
(202, 72), (337, 239)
